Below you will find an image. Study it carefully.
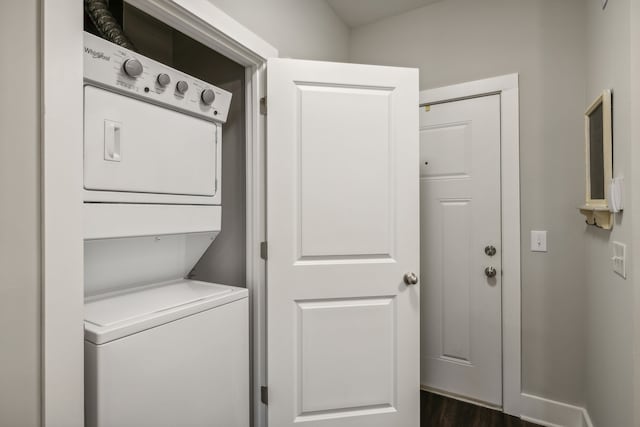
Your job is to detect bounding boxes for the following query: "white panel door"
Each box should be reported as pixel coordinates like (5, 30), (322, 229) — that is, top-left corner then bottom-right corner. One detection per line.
(267, 58), (420, 427)
(419, 95), (502, 406)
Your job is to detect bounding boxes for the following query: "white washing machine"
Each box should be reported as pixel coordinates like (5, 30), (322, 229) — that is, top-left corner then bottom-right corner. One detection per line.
(84, 280), (249, 427)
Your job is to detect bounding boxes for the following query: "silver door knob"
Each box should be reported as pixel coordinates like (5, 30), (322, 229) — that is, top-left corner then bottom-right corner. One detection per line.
(403, 272), (419, 285)
(485, 267), (497, 278)
(484, 245), (496, 256)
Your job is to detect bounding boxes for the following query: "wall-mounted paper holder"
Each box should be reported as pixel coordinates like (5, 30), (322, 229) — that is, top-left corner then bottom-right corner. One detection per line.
(609, 176), (623, 213)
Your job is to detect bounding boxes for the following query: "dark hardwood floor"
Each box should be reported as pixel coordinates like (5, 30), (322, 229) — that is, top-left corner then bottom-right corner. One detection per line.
(421, 391), (542, 427)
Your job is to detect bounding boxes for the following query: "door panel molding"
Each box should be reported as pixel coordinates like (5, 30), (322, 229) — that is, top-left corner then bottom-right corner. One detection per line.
(295, 82), (395, 261)
(295, 297), (396, 417)
(420, 74), (521, 416)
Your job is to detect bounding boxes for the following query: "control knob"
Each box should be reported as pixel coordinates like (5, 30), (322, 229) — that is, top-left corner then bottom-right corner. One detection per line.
(122, 58), (143, 77)
(176, 80), (189, 94)
(156, 73), (171, 87)
(201, 89), (216, 106)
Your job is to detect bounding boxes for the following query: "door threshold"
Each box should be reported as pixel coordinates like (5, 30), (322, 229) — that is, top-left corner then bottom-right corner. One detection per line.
(420, 385), (502, 411)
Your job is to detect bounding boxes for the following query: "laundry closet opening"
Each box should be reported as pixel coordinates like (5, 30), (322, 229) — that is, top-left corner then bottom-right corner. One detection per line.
(82, 3), (251, 426)
(112, 3), (248, 285)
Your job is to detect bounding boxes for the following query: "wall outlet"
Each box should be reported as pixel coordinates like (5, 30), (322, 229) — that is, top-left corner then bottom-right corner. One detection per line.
(612, 241), (626, 279)
(530, 230), (547, 252)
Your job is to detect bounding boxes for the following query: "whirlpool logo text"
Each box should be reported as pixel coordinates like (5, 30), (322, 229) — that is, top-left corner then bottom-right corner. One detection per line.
(84, 47), (110, 61)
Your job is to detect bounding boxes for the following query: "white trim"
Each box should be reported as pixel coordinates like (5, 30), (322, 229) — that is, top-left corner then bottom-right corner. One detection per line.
(581, 408), (594, 427)
(127, 0), (277, 64)
(421, 74), (518, 106)
(42, 2), (85, 426)
(244, 62), (269, 427)
(419, 74), (521, 415)
(42, 1), (274, 426)
(519, 393), (590, 427)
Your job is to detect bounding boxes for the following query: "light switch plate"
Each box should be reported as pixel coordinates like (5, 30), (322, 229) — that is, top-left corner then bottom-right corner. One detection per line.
(530, 230), (547, 252)
(612, 241), (626, 279)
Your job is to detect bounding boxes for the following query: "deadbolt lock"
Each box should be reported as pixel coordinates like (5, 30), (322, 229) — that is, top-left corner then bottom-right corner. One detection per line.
(484, 245), (497, 256)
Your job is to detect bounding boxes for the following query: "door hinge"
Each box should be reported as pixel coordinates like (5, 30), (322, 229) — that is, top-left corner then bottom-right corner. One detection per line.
(260, 241), (268, 260)
(260, 97), (267, 115)
(261, 386), (268, 405)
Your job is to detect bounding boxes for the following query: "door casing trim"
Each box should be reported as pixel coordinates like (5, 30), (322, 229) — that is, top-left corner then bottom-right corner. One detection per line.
(419, 74), (521, 416)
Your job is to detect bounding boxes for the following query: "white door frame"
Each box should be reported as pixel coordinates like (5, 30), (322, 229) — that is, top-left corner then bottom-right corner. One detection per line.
(419, 74), (521, 416)
(42, 1), (275, 426)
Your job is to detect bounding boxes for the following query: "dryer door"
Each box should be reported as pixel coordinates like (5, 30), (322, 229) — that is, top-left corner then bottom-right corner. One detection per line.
(84, 85), (220, 198)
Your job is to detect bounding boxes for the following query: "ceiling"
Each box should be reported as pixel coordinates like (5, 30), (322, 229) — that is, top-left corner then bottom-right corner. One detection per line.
(326, 0), (444, 28)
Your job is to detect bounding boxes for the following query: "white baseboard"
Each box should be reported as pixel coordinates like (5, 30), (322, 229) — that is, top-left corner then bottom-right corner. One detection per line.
(519, 393), (591, 427)
(421, 387), (594, 427)
(580, 408), (594, 427)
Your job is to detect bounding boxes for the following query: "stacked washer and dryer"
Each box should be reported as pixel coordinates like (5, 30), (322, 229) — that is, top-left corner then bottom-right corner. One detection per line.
(82, 32), (249, 427)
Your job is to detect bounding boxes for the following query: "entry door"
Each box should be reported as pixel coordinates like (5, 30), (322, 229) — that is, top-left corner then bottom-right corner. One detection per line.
(419, 95), (502, 406)
(267, 58), (420, 427)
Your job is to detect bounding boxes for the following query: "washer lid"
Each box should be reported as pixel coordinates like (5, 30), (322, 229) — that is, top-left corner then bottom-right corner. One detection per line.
(84, 279), (248, 344)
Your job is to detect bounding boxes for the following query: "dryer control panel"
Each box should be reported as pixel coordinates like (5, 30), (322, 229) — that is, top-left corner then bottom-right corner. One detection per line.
(83, 32), (232, 123)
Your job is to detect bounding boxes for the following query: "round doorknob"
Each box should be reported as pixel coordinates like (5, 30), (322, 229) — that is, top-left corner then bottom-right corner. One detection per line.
(485, 267), (497, 278)
(403, 272), (419, 285)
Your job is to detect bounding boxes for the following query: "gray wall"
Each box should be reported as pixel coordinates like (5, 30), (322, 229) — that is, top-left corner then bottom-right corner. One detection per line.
(350, 0), (588, 406)
(208, 0), (350, 61)
(632, 1), (640, 425)
(584, 1), (634, 426)
(0, 1), (41, 426)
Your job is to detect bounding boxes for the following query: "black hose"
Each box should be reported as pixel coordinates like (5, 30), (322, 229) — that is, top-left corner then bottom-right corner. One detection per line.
(85, 0), (136, 51)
